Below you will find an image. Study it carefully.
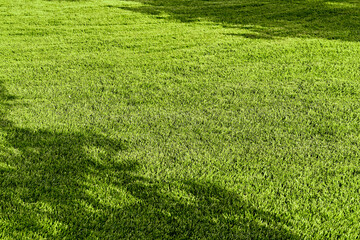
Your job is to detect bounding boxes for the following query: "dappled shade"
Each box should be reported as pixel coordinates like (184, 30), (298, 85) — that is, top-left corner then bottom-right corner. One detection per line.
(0, 82), (298, 239)
(118, 0), (360, 41)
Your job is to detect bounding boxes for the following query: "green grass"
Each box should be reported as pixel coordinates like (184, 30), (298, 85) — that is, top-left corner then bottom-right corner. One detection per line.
(1, 0), (360, 238)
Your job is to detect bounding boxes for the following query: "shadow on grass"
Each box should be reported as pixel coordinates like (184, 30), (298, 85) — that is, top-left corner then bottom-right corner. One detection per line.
(0, 82), (299, 239)
(117, 0), (360, 41)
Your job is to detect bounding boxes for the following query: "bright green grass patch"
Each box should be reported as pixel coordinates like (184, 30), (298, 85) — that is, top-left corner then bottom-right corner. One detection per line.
(1, 0), (360, 239)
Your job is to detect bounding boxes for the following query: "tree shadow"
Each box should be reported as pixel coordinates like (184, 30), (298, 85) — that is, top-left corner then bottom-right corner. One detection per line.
(0, 82), (299, 238)
(118, 178), (301, 239)
(116, 0), (360, 41)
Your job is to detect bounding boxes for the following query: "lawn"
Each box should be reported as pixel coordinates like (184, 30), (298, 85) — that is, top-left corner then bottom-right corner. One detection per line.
(0, 0), (360, 238)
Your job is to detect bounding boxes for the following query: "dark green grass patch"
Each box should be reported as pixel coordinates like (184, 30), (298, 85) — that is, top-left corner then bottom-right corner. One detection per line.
(1, 0), (360, 239)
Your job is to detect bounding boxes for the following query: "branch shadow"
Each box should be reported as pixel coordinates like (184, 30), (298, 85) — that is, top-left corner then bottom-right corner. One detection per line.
(0, 82), (299, 239)
(116, 0), (360, 41)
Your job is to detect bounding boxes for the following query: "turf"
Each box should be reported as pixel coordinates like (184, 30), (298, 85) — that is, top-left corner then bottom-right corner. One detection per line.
(0, 0), (360, 238)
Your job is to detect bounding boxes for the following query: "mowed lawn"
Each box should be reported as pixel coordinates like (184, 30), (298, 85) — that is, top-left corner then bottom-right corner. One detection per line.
(1, 0), (360, 238)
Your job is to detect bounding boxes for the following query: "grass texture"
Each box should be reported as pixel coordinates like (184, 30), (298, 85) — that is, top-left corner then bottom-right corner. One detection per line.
(1, 0), (360, 238)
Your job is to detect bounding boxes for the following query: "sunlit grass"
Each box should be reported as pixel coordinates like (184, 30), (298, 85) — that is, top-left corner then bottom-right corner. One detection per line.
(1, 0), (360, 239)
